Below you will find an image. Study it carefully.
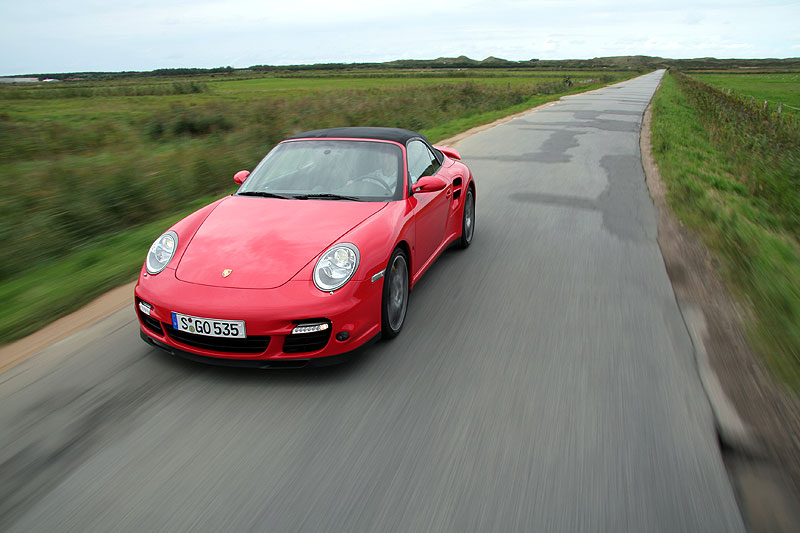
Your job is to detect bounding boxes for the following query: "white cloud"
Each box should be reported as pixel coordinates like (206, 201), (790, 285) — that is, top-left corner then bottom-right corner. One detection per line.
(1, 0), (798, 74)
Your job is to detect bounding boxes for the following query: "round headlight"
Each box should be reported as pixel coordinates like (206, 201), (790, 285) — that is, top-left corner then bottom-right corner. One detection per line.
(313, 243), (360, 291)
(146, 231), (178, 275)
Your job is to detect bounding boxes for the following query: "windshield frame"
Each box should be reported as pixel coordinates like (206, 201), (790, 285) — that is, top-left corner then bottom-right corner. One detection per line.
(237, 138), (406, 202)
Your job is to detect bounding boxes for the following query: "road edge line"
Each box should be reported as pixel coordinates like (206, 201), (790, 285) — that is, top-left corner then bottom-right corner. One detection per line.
(639, 73), (755, 454)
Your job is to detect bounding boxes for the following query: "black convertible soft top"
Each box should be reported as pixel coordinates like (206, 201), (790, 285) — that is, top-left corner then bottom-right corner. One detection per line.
(288, 127), (431, 146)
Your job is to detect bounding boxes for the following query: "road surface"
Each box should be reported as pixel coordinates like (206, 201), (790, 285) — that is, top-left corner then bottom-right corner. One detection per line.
(0, 70), (745, 532)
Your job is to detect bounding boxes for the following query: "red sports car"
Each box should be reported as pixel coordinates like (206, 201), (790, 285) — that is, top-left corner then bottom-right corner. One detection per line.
(135, 127), (475, 367)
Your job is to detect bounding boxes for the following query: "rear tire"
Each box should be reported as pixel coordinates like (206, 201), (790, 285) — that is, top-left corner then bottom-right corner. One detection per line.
(381, 248), (409, 339)
(458, 187), (475, 249)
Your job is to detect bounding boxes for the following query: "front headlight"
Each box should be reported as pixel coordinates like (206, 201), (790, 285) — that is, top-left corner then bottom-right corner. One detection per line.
(313, 243), (360, 291)
(146, 231), (178, 275)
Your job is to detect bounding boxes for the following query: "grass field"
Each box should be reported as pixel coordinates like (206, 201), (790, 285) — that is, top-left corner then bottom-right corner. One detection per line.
(691, 71), (800, 110)
(651, 70), (800, 395)
(210, 70), (616, 92)
(0, 69), (633, 344)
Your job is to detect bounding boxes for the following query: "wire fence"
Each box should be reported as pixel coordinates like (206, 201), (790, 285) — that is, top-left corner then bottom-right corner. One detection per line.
(720, 87), (800, 117)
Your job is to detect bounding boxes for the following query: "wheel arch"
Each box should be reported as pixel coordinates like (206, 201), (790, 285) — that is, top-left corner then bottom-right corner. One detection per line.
(394, 239), (412, 288)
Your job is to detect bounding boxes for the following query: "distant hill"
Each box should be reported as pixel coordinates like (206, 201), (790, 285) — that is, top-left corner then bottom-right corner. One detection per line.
(14, 55), (800, 81)
(253, 55), (800, 72)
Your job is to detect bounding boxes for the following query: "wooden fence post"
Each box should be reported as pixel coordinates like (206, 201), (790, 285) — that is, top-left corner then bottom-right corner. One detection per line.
(778, 102), (783, 116)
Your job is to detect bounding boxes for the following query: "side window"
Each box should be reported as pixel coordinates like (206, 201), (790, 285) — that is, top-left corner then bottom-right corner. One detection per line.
(406, 140), (441, 186)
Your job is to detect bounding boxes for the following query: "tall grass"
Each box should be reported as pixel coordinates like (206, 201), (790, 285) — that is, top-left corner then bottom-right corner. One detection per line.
(0, 81), (208, 99)
(651, 70), (800, 393)
(671, 71), (799, 237)
(692, 72), (800, 110)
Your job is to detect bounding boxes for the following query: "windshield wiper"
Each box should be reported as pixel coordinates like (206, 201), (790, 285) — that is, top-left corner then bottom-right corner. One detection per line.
(237, 191), (294, 199)
(293, 193), (361, 201)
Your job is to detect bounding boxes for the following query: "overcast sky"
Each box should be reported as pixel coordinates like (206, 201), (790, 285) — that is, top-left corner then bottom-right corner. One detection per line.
(2, 0), (798, 75)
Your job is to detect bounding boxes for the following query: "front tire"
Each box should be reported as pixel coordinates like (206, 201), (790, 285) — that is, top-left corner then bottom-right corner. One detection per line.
(458, 187), (475, 249)
(381, 248), (409, 339)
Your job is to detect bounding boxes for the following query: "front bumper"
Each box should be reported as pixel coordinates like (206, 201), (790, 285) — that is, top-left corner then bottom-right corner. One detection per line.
(135, 268), (383, 364)
(140, 330), (378, 368)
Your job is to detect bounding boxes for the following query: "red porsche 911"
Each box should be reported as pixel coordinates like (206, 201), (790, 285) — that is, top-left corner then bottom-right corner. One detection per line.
(135, 127), (475, 367)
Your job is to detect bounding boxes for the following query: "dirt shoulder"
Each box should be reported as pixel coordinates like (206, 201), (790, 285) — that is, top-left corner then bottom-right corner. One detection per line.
(641, 95), (800, 530)
(0, 281), (137, 374)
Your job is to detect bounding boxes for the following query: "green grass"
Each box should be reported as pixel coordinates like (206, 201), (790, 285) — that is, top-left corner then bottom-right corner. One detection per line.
(0, 191), (233, 343)
(209, 70), (619, 95)
(692, 72), (800, 110)
(0, 70), (632, 346)
(0, 81), (209, 100)
(211, 75), (553, 95)
(650, 70), (800, 395)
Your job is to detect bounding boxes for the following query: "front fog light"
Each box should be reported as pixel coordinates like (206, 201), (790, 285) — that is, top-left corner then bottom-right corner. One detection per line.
(292, 323), (330, 335)
(138, 300), (153, 316)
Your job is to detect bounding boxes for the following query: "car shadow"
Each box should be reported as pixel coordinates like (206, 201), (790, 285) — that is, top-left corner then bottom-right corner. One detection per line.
(147, 338), (382, 385)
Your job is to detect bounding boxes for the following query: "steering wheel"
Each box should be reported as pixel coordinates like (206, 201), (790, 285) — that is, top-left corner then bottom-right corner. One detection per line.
(351, 175), (394, 195)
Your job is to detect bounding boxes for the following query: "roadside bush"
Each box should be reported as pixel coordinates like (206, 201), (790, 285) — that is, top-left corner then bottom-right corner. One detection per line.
(672, 71), (800, 238)
(148, 109), (234, 139)
(0, 81), (208, 100)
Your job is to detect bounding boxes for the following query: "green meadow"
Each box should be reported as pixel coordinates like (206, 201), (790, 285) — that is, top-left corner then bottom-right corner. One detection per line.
(691, 71), (800, 110)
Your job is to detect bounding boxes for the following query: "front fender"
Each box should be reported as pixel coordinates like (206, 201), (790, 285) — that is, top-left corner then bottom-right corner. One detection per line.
(291, 201), (414, 287)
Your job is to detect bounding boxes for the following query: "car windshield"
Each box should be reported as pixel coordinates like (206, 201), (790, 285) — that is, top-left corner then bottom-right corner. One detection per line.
(237, 139), (404, 201)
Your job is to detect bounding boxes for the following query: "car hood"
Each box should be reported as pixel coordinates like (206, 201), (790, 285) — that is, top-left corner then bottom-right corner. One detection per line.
(175, 196), (386, 289)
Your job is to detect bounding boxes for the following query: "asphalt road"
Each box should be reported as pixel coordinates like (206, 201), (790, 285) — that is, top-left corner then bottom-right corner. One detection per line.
(0, 70), (745, 532)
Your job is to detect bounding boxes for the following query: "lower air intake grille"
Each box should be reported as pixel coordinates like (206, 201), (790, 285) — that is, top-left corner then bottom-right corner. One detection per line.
(138, 310), (163, 335)
(283, 327), (332, 353)
(164, 325), (270, 354)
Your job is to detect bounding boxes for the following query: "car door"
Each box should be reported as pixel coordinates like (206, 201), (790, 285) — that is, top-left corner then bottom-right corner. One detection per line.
(407, 140), (449, 272)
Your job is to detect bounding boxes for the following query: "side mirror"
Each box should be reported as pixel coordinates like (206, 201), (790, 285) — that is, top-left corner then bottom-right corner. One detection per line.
(233, 170), (250, 185)
(413, 175), (447, 194)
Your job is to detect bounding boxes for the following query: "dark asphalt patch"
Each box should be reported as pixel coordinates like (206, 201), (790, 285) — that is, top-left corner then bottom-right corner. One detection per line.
(509, 154), (655, 242)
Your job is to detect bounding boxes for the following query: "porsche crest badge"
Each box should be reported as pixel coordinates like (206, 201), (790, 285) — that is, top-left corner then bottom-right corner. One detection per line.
(222, 269), (232, 278)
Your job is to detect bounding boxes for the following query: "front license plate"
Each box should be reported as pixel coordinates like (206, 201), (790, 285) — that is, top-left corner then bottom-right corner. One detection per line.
(171, 312), (246, 338)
